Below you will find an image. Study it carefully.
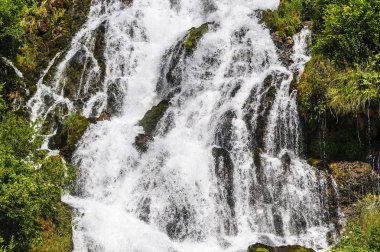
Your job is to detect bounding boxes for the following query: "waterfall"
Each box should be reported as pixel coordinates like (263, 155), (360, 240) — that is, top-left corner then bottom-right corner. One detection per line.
(28, 0), (340, 251)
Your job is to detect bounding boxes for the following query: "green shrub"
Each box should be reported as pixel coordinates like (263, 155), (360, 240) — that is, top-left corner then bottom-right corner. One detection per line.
(314, 0), (380, 65)
(0, 91), (75, 250)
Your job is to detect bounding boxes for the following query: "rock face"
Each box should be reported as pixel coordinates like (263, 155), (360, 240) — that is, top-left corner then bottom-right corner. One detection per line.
(248, 243), (315, 252)
(331, 162), (380, 210)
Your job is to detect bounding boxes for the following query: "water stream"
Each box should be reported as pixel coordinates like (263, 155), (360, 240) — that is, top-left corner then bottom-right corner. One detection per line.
(28, 0), (339, 251)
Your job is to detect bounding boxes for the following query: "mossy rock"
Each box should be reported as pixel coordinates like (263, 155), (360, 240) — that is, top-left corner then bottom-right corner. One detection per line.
(307, 157), (324, 169)
(49, 114), (90, 160)
(134, 100), (170, 152)
(330, 162), (380, 208)
(18, 0), (92, 82)
(184, 23), (210, 51)
(248, 243), (315, 252)
(212, 147), (237, 235)
(139, 100), (170, 135)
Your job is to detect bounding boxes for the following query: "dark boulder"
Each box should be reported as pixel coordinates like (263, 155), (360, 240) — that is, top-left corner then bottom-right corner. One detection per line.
(248, 243), (315, 252)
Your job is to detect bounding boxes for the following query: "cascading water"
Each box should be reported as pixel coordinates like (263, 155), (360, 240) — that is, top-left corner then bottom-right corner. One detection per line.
(28, 0), (341, 251)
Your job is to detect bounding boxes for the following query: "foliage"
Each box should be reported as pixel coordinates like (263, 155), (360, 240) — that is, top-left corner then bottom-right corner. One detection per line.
(314, 0), (380, 65)
(0, 0), (28, 40)
(297, 57), (335, 120)
(262, 0), (306, 40)
(0, 90), (75, 250)
(328, 68), (380, 115)
(332, 195), (380, 252)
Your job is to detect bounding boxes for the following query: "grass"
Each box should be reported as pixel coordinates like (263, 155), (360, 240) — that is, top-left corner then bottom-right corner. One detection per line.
(332, 195), (380, 252)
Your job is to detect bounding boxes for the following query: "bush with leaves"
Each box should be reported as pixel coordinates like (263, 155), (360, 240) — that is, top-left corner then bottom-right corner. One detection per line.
(0, 88), (75, 250)
(314, 0), (380, 65)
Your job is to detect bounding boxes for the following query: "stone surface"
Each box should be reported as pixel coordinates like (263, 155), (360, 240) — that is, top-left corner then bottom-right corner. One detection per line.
(331, 161), (380, 211)
(248, 243), (315, 252)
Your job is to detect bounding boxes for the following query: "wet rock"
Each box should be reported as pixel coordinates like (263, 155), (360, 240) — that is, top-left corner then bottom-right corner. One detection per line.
(139, 100), (170, 134)
(212, 147), (237, 235)
(248, 243), (315, 252)
(165, 205), (192, 241)
(42, 103), (70, 134)
(270, 32), (295, 66)
(289, 212), (307, 235)
(106, 81), (125, 115)
(184, 23), (210, 51)
(134, 100), (170, 152)
(272, 210), (284, 236)
(214, 110), (236, 151)
(156, 38), (186, 99)
(134, 134), (153, 153)
(96, 111), (110, 121)
(281, 152), (291, 172)
(244, 72), (283, 152)
(331, 162), (380, 210)
(156, 23), (212, 100)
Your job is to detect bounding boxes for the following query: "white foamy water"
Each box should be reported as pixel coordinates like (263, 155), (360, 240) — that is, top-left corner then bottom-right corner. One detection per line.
(29, 0), (339, 251)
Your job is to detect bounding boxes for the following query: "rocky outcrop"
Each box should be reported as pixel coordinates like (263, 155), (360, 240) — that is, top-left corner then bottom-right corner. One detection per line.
(331, 162), (380, 213)
(156, 23), (212, 100)
(248, 243), (315, 252)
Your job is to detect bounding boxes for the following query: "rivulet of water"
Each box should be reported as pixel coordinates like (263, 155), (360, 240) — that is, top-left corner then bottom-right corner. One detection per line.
(29, 1), (340, 251)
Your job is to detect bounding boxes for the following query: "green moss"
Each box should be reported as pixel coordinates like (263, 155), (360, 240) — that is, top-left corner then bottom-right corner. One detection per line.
(139, 100), (169, 135)
(307, 157), (322, 168)
(60, 114), (90, 159)
(297, 57), (335, 122)
(48, 114), (90, 160)
(184, 23), (209, 50)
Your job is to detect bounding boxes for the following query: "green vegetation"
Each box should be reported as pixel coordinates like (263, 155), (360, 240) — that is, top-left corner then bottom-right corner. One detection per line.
(314, 0), (380, 65)
(0, 87), (75, 251)
(262, 0), (306, 40)
(0, 0), (91, 82)
(185, 23), (209, 50)
(49, 114), (90, 160)
(263, 0), (380, 118)
(332, 195), (380, 252)
(60, 114), (90, 159)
